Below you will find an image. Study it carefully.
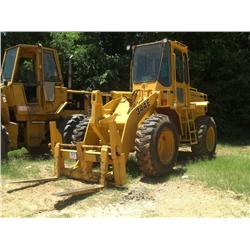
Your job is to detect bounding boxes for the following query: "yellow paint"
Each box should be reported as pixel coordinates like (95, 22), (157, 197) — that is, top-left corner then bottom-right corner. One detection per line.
(157, 128), (175, 164)
(5, 122), (18, 149)
(206, 126), (216, 152)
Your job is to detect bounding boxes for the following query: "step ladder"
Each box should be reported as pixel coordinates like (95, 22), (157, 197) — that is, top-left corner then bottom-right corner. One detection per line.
(181, 107), (198, 145)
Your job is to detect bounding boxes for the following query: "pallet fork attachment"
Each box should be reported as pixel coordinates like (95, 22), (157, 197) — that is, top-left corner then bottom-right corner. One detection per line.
(6, 177), (58, 184)
(54, 184), (104, 197)
(47, 90), (158, 194)
(5, 143), (106, 197)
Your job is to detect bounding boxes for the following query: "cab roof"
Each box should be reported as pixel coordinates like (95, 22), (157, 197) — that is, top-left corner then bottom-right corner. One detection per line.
(5, 44), (55, 51)
(134, 39), (187, 49)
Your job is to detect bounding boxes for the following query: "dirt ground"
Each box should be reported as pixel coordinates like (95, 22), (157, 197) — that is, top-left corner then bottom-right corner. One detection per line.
(1, 174), (250, 218)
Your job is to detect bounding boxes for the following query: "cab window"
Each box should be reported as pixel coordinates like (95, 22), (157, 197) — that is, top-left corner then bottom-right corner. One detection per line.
(43, 51), (59, 82)
(174, 49), (184, 83)
(158, 44), (171, 86)
(183, 53), (189, 83)
(15, 58), (36, 84)
(2, 48), (17, 81)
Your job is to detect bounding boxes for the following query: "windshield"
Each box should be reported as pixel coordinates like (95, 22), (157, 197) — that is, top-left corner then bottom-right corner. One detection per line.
(1, 48), (17, 82)
(132, 43), (163, 83)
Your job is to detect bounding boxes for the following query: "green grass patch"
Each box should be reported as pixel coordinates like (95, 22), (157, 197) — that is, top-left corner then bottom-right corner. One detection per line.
(1, 148), (53, 180)
(2, 144), (250, 198)
(184, 145), (250, 196)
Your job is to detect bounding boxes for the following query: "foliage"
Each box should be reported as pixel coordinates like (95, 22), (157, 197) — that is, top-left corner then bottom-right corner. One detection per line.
(50, 32), (130, 91)
(1, 32), (250, 140)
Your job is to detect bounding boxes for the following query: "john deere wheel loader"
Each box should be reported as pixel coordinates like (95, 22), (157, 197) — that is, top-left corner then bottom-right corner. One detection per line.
(0, 44), (90, 159)
(8, 39), (216, 197)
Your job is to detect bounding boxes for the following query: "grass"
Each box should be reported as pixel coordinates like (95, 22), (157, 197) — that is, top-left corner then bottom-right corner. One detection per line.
(1, 147), (53, 180)
(1, 144), (250, 198)
(183, 144), (250, 196)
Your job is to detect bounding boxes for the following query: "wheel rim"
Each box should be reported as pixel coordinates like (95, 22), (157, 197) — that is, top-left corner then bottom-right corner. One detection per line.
(206, 126), (215, 152)
(157, 128), (175, 164)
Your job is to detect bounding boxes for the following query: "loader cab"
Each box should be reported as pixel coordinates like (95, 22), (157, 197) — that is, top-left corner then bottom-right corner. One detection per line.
(131, 39), (190, 106)
(132, 40), (171, 88)
(1, 45), (63, 105)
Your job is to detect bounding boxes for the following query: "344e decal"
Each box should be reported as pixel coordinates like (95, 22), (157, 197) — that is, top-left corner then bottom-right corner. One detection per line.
(136, 99), (150, 115)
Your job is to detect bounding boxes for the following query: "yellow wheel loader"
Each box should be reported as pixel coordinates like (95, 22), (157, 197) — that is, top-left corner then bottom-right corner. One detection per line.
(0, 44), (91, 159)
(7, 39), (217, 197)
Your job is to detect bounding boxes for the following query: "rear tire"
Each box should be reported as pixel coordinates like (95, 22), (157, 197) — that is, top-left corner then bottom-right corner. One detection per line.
(135, 114), (178, 177)
(72, 117), (90, 143)
(62, 114), (85, 143)
(191, 116), (217, 159)
(1, 125), (9, 160)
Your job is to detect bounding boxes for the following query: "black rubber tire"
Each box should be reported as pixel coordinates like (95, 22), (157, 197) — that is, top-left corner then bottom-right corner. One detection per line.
(191, 116), (217, 159)
(62, 114), (85, 144)
(135, 114), (179, 177)
(1, 125), (9, 160)
(72, 117), (90, 143)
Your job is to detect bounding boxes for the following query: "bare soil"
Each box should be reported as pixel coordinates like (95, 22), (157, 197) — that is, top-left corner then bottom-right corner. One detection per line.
(2, 175), (250, 218)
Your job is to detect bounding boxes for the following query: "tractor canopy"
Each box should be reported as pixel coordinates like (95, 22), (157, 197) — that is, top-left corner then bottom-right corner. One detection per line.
(132, 41), (171, 86)
(1, 47), (18, 83)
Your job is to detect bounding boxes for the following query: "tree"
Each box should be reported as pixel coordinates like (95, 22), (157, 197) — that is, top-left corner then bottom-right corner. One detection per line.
(50, 32), (130, 91)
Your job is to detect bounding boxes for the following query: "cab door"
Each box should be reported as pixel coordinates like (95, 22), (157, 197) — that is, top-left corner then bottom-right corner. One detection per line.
(171, 42), (190, 108)
(42, 50), (58, 102)
(42, 49), (64, 112)
(10, 46), (43, 115)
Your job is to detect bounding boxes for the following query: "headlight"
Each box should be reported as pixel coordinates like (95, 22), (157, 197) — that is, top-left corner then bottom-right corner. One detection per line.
(2, 96), (7, 103)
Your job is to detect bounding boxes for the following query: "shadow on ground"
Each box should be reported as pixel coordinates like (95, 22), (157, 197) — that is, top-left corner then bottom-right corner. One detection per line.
(138, 150), (213, 184)
(54, 194), (92, 210)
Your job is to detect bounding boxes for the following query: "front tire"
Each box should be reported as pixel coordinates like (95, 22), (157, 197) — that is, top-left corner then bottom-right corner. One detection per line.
(135, 114), (179, 177)
(72, 117), (90, 143)
(191, 116), (217, 159)
(62, 114), (85, 143)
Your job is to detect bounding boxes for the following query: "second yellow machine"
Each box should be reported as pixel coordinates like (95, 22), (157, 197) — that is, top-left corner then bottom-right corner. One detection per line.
(1, 44), (90, 158)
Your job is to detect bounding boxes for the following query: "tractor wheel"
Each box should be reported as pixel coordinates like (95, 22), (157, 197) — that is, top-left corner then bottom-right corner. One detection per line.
(62, 114), (85, 144)
(72, 117), (90, 143)
(135, 114), (178, 177)
(1, 125), (9, 160)
(191, 116), (217, 159)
